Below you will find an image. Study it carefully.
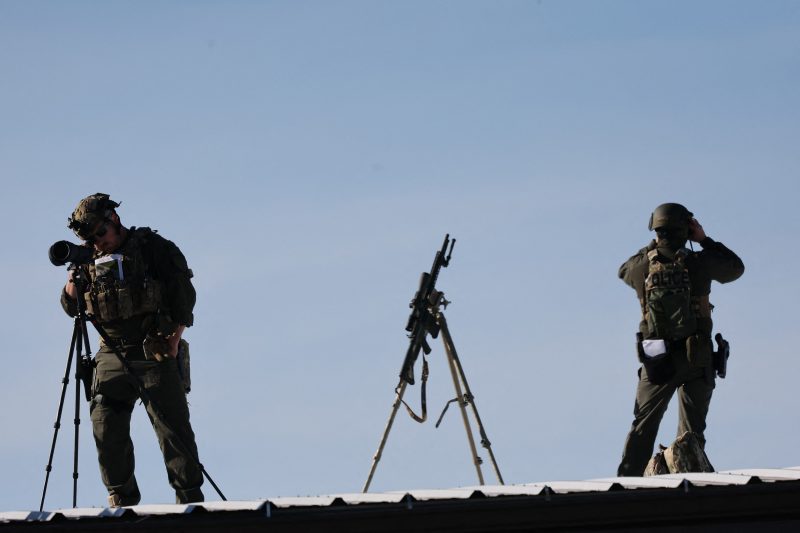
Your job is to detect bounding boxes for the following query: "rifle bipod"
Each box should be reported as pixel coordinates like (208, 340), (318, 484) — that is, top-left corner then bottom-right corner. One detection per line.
(362, 292), (504, 492)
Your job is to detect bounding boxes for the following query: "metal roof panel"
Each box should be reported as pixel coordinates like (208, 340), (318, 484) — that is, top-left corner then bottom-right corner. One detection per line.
(720, 468), (800, 481)
(390, 488), (479, 500)
(463, 484), (547, 496)
(0, 511), (53, 522)
(657, 472), (756, 485)
(54, 507), (129, 518)
(200, 500), (268, 512)
(268, 496), (341, 508)
(125, 503), (201, 515)
(336, 492), (410, 505)
(589, 476), (686, 489)
(521, 480), (621, 493)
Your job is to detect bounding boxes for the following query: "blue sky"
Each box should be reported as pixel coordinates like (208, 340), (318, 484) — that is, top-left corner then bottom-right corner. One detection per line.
(1, 0), (799, 511)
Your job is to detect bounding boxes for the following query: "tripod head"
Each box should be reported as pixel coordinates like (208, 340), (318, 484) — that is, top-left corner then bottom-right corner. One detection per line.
(50, 247), (95, 402)
(427, 289), (450, 311)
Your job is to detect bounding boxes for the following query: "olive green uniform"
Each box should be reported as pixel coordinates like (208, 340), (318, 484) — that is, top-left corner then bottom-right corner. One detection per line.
(61, 227), (203, 505)
(617, 236), (744, 476)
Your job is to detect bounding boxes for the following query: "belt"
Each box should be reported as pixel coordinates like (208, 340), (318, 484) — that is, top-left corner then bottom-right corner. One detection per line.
(100, 336), (145, 349)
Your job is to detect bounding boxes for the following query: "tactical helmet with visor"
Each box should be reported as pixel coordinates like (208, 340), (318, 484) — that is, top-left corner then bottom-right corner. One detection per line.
(68, 193), (120, 242)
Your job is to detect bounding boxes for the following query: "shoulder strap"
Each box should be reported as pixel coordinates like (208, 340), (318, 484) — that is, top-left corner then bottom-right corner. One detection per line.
(399, 355), (429, 424)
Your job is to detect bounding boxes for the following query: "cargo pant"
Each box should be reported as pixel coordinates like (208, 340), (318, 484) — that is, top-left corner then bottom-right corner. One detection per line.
(617, 345), (715, 477)
(90, 345), (204, 505)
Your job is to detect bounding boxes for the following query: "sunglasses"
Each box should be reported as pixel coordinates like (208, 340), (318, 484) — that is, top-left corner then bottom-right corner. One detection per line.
(655, 227), (687, 239)
(86, 221), (110, 243)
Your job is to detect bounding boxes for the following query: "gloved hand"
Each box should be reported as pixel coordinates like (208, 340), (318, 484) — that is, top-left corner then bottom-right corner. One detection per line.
(143, 334), (171, 362)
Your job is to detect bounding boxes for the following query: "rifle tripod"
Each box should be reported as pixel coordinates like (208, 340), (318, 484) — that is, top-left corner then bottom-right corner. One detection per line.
(363, 294), (503, 492)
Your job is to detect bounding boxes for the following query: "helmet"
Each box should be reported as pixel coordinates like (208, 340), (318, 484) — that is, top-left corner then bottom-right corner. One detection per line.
(648, 203), (693, 232)
(68, 193), (120, 240)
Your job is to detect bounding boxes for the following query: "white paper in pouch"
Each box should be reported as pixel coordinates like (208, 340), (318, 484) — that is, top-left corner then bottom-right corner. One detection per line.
(95, 254), (124, 280)
(641, 339), (667, 358)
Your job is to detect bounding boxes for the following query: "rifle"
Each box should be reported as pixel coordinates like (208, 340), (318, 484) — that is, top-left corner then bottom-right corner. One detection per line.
(399, 234), (455, 385)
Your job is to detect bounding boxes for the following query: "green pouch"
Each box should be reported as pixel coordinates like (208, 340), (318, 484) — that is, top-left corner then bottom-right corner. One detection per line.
(117, 287), (133, 319)
(96, 290), (115, 320)
(686, 333), (712, 368)
(83, 293), (95, 315)
(177, 339), (191, 393)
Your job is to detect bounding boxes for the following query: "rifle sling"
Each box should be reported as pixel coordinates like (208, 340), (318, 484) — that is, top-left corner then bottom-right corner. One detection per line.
(400, 355), (429, 423)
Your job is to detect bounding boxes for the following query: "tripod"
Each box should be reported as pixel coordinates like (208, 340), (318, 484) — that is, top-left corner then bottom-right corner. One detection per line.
(40, 267), (94, 511)
(363, 291), (503, 492)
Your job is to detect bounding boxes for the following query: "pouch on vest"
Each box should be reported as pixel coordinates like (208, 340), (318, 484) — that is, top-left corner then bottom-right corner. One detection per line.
(636, 332), (667, 362)
(85, 230), (166, 322)
(96, 289), (117, 321)
(177, 339), (191, 393)
(644, 249), (697, 341)
(636, 332), (675, 384)
(686, 333), (713, 368)
(117, 287), (134, 319)
(83, 292), (95, 316)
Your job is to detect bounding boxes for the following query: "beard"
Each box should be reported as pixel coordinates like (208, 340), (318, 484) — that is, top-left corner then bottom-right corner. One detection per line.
(94, 222), (124, 253)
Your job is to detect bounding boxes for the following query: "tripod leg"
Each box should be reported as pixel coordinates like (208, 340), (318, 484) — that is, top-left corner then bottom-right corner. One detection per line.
(439, 320), (485, 485)
(363, 380), (408, 493)
(439, 313), (504, 485)
(72, 328), (84, 508)
(40, 321), (79, 512)
(71, 312), (96, 507)
(72, 362), (81, 507)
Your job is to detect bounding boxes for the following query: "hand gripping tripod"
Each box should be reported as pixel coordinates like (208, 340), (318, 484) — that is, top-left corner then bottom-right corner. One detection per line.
(363, 235), (503, 492)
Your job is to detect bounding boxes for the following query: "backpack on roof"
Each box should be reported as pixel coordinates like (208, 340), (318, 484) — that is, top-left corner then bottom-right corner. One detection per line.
(643, 431), (714, 476)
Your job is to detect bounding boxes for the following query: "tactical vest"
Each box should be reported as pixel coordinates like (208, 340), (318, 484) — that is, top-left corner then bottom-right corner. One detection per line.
(641, 248), (702, 340)
(83, 228), (162, 323)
